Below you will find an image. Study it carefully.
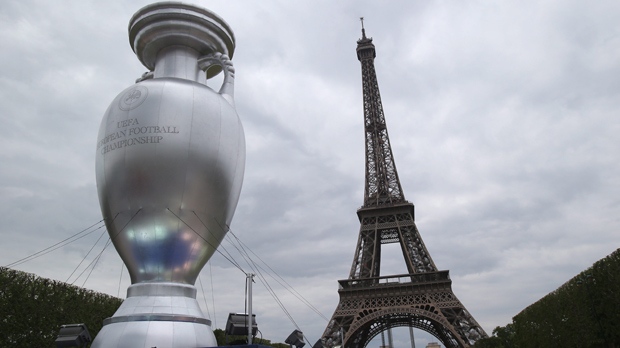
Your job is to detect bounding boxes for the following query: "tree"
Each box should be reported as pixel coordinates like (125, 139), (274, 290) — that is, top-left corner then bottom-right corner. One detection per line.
(473, 325), (515, 348)
(0, 267), (122, 347)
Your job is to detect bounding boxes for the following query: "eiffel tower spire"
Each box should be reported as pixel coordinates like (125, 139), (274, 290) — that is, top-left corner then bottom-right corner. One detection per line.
(356, 17), (405, 207)
(349, 20), (435, 281)
(321, 22), (487, 348)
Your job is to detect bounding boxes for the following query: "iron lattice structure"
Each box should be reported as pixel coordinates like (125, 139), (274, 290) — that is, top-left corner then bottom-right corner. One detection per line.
(321, 23), (487, 348)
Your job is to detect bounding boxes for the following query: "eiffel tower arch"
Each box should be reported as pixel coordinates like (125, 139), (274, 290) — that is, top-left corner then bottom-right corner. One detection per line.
(321, 21), (487, 348)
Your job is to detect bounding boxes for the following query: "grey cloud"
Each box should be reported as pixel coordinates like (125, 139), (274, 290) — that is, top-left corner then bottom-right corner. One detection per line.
(1, 0), (619, 346)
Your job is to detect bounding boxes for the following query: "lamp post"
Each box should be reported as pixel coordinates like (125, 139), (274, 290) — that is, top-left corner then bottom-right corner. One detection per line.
(247, 273), (255, 345)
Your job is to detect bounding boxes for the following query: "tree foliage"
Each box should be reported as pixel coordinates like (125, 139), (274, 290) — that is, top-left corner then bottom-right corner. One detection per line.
(474, 248), (620, 348)
(0, 267), (122, 347)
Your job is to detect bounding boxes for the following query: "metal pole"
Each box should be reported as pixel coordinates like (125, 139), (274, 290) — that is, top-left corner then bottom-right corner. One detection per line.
(247, 273), (255, 345)
(409, 326), (415, 348)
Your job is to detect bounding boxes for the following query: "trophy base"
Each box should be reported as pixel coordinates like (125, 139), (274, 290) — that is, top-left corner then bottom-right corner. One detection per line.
(92, 283), (217, 348)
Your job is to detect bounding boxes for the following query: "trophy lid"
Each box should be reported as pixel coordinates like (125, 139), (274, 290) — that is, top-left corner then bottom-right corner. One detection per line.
(129, 2), (235, 75)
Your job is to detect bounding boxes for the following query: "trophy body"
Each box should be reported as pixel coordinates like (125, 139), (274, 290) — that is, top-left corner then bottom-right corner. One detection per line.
(92, 3), (244, 347)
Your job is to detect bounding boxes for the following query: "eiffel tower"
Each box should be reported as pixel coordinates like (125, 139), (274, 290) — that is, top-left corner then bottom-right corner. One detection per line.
(321, 20), (487, 348)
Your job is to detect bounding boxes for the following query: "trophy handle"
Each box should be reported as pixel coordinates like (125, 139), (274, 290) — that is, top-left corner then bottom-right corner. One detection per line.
(198, 53), (235, 106)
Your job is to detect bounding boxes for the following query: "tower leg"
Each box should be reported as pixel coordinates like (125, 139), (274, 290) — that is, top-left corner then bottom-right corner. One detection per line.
(322, 272), (486, 348)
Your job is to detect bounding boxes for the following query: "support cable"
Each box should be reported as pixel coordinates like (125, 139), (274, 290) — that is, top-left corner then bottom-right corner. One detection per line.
(168, 209), (245, 274)
(65, 237), (106, 285)
(210, 262), (217, 328)
(67, 236), (110, 286)
(5, 219), (106, 268)
(81, 237), (113, 287)
(76, 210), (140, 287)
(221, 226), (327, 345)
(65, 227), (108, 283)
(190, 211), (245, 273)
(227, 229), (329, 322)
(206, 216), (323, 343)
(225, 231), (303, 335)
(198, 274), (212, 320)
(219, 229), (296, 329)
(117, 263), (124, 298)
(108, 210), (140, 242)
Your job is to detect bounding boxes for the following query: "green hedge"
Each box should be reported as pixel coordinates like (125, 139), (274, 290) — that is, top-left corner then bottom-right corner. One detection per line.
(475, 248), (620, 347)
(0, 267), (122, 347)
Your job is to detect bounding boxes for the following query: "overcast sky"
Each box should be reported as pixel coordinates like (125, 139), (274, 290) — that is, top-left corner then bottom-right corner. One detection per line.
(1, 0), (619, 347)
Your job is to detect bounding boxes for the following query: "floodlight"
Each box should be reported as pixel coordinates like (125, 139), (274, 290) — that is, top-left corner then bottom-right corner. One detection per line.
(285, 329), (306, 348)
(55, 324), (91, 348)
(225, 312), (258, 336)
(312, 339), (326, 348)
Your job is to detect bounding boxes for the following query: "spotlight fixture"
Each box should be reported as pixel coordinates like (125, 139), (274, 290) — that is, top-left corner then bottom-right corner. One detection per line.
(285, 329), (306, 348)
(312, 339), (326, 348)
(54, 324), (91, 348)
(225, 312), (258, 336)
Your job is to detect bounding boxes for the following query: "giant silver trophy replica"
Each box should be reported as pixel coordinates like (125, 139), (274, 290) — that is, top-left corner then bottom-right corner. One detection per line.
(92, 3), (245, 347)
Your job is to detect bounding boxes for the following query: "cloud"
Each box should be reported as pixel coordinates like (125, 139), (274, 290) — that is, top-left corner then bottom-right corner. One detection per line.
(1, 0), (620, 345)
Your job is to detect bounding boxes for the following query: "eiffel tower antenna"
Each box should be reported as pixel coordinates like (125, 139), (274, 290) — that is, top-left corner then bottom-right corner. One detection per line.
(360, 17), (367, 39)
(321, 22), (487, 348)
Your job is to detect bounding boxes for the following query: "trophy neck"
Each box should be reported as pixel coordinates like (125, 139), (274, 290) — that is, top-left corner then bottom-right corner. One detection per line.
(128, 2), (235, 73)
(153, 46), (202, 81)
